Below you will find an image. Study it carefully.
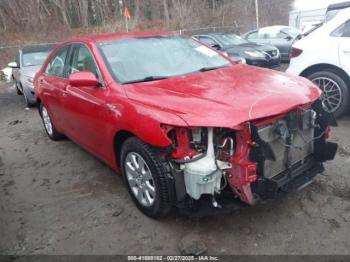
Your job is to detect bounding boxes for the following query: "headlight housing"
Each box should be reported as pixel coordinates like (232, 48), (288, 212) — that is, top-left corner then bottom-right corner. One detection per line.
(244, 50), (266, 58)
(230, 56), (247, 64)
(274, 48), (280, 57)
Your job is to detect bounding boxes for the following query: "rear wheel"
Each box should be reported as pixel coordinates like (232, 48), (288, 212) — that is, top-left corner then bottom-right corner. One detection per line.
(40, 104), (64, 141)
(120, 137), (173, 218)
(307, 70), (349, 117)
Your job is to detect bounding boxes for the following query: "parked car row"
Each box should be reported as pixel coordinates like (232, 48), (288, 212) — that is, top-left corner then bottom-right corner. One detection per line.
(6, 25), (302, 108)
(6, 28), (303, 110)
(198, 6), (350, 118)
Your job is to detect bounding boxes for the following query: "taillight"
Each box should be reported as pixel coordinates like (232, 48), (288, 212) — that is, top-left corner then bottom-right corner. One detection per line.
(289, 47), (303, 59)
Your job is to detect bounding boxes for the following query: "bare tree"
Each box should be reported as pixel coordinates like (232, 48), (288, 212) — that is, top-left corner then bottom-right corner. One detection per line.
(163, 0), (170, 29)
(0, 0), (293, 33)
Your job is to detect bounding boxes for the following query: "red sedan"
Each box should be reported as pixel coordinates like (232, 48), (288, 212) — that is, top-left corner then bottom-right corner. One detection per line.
(34, 32), (338, 218)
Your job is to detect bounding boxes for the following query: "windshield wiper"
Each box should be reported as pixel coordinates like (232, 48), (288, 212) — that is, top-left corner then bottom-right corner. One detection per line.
(122, 76), (169, 84)
(121, 66), (228, 84)
(198, 65), (228, 72)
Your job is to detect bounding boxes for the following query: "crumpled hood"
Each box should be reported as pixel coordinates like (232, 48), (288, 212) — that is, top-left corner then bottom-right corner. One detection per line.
(124, 65), (321, 128)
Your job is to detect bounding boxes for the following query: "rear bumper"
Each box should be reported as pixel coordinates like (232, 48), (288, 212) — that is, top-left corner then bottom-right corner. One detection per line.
(252, 158), (324, 200)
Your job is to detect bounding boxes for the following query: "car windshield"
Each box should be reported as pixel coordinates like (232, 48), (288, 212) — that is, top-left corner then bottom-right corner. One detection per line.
(22, 51), (50, 67)
(280, 27), (301, 37)
(215, 34), (249, 46)
(325, 9), (339, 23)
(302, 23), (323, 37)
(98, 35), (231, 84)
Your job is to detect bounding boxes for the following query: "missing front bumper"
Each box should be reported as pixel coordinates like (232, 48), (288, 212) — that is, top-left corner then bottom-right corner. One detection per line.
(251, 159), (324, 200)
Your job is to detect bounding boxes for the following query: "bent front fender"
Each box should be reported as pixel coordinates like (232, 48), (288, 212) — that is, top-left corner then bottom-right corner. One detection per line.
(109, 99), (189, 148)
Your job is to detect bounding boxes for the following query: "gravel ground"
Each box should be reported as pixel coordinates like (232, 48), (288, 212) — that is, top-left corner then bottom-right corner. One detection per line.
(0, 78), (350, 255)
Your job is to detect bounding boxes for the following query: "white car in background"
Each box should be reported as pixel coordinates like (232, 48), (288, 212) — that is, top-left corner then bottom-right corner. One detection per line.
(287, 7), (350, 117)
(1, 67), (12, 82)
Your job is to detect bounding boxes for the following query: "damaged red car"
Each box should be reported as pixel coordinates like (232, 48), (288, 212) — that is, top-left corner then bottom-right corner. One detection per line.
(34, 32), (338, 218)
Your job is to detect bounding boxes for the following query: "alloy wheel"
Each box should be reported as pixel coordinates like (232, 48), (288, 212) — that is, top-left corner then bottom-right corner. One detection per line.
(41, 106), (53, 136)
(124, 152), (156, 207)
(312, 77), (342, 113)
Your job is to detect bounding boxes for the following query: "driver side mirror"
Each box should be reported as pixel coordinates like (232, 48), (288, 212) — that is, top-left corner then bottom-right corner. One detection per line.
(285, 35), (293, 41)
(8, 62), (18, 68)
(211, 44), (221, 50)
(69, 71), (100, 87)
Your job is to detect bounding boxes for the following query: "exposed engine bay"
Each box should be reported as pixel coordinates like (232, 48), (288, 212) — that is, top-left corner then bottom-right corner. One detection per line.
(162, 100), (338, 210)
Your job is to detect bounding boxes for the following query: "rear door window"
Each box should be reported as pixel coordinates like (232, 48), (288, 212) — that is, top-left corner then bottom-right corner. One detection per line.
(331, 20), (350, 37)
(247, 31), (259, 40)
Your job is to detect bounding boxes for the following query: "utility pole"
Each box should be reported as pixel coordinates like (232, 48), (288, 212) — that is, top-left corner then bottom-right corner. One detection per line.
(255, 0), (259, 29)
(119, 0), (123, 16)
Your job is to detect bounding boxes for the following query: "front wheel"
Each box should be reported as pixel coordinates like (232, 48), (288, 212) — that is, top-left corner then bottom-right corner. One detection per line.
(120, 137), (173, 218)
(40, 104), (64, 141)
(15, 81), (22, 95)
(308, 70), (349, 117)
(23, 88), (35, 107)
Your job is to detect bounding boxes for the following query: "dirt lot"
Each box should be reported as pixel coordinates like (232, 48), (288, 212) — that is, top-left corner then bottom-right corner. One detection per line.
(0, 79), (350, 255)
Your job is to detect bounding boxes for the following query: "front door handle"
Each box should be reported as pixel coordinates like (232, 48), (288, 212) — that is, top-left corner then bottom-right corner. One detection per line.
(62, 85), (69, 96)
(106, 104), (117, 111)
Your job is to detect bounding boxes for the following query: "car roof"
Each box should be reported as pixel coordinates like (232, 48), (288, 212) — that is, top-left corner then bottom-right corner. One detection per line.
(329, 7), (350, 22)
(259, 25), (290, 30)
(244, 25), (288, 34)
(327, 1), (350, 11)
(21, 44), (55, 54)
(194, 32), (236, 37)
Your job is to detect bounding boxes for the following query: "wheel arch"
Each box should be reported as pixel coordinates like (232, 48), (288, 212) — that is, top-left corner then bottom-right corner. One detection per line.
(36, 96), (42, 105)
(113, 130), (136, 168)
(112, 126), (175, 169)
(300, 63), (350, 87)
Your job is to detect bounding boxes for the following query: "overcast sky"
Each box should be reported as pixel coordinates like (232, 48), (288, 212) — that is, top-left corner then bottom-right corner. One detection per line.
(294, 0), (346, 10)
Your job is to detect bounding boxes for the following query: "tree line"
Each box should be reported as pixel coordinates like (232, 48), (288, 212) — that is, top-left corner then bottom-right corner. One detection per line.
(0, 0), (293, 34)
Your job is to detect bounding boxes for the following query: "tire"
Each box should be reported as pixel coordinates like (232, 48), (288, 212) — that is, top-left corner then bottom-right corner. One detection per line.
(307, 70), (350, 118)
(39, 103), (64, 141)
(15, 81), (22, 95)
(120, 137), (173, 218)
(23, 88), (35, 108)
